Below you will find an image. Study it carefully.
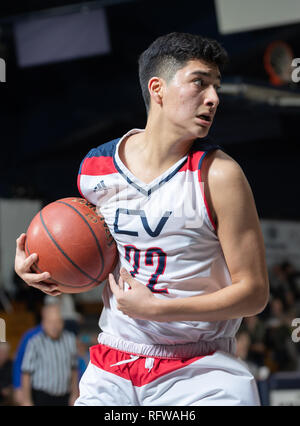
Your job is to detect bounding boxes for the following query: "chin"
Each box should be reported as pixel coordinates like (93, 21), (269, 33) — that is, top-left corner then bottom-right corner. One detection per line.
(194, 128), (210, 139)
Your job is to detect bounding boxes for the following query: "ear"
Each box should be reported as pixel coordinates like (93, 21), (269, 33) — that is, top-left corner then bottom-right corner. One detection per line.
(148, 77), (164, 106)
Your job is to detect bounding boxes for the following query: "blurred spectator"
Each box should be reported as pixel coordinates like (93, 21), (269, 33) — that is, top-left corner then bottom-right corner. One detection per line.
(264, 297), (299, 372)
(12, 324), (42, 406)
(243, 315), (267, 367)
(77, 334), (91, 380)
(236, 329), (251, 362)
(268, 263), (295, 311)
(281, 261), (300, 302)
(13, 296), (85, 405)
(236, 329), (270, 382)
(44, 294), (82, 335)
(21, 304), (79, 406)
(0, 342), (13, 406)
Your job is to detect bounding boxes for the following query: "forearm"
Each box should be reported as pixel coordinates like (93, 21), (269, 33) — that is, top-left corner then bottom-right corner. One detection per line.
(152, 280), (269, 322)
(70, 369), (79, 397)
(21, 373), (33, 405)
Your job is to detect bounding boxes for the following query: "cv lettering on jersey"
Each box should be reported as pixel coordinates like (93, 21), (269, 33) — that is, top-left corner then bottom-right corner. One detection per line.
(104, 410), (139, 424)
(114, 208), (172, 237)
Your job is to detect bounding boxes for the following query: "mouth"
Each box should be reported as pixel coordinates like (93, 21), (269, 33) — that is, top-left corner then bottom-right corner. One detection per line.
(196, 113), (212, 126)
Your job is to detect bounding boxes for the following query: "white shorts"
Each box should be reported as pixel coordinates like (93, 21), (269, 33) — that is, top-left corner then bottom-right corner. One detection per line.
(74, 343), (260, 406)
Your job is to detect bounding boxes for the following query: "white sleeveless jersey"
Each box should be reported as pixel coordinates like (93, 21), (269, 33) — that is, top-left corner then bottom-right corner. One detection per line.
(78, 129), (242, 347)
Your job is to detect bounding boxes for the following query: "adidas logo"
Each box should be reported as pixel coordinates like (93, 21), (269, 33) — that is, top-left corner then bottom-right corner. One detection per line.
(93, 180), (108, 192)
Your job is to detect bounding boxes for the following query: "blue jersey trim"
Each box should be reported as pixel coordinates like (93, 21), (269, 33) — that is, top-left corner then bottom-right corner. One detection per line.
(78, 136), (220, 196)
(113, 152), (188, 197)
(78, 138), (120, 175)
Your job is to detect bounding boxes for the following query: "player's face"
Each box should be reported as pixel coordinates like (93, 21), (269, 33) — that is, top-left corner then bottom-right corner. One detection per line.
(162, 59), (221, 139)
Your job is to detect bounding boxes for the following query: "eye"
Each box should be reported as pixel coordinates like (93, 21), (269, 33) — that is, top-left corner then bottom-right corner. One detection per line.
(193, 78), (203, 86)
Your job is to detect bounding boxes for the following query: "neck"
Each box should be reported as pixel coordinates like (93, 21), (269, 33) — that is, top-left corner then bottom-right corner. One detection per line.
(138, 114), (195, 170)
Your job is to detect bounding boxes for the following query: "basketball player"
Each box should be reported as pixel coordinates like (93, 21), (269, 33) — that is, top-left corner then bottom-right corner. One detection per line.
(15, 32), (269, 405)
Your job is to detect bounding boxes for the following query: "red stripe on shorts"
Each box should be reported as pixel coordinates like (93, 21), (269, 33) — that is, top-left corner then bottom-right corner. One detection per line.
(90, 344), (214, 387)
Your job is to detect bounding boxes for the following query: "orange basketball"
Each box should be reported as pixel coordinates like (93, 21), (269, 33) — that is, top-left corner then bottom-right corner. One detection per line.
(25, 197), (118, 294)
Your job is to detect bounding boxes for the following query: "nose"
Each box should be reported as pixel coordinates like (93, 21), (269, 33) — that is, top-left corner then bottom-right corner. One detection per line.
(204, 85), (219, 110)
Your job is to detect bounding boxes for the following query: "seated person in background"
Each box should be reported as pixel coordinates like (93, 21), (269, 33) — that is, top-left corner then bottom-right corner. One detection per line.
(0, 342), (13, 405)
(264, 297), (298, 372)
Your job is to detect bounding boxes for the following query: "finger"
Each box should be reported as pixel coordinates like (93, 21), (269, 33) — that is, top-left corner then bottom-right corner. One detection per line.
(33, 286), (61, 296)
(46, 290), (62, 296)
(22, 253), (38, 272)
(108, 273), (120, 296)
(22, 271), (52, 284)
(41, 287), (62, 296)
(16, 233), (26, 256)
(118, 275), (124, 291)
(29, 281), (60, 294)
(120, 269), (135, 287)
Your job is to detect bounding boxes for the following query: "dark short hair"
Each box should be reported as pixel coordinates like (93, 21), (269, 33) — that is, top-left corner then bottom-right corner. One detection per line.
(138, 32), (228, 112)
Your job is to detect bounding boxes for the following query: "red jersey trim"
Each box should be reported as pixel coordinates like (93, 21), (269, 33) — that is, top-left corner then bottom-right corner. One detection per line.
(198, 152), (217, 231)
(90, 344), (214, 387)
(77, 174), (84, 197)
(80, 156), (117, 176)
(179, 150), (217, 231)
(178, 150), (204, 173)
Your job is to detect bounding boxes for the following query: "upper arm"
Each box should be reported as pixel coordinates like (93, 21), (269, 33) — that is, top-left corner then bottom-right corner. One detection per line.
(203, 150), (269, 300)
(21, 340), (35, 374)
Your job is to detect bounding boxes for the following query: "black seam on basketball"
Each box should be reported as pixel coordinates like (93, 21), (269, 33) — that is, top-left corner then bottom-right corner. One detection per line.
(25, 240), (100, 288)
(39, 203), (105, 285)
(56, 200), (106, 280)
(25, 239), (63, 286)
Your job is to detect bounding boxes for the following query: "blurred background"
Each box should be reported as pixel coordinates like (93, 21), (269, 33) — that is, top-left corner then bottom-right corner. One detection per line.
(0, 0), (300, 406)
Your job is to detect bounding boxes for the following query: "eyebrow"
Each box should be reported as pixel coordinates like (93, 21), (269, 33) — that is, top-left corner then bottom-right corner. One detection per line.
(190, 70), (221, 82)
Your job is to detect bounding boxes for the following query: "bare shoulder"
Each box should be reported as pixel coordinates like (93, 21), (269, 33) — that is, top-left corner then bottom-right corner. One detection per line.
(204, 149), (246, 185)
(202, 149), (255, 226)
